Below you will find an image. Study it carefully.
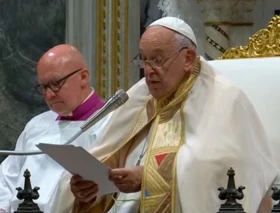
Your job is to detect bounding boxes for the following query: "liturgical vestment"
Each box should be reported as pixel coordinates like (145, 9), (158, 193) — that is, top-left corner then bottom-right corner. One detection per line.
(73, 58), (277, 213)
(0, 92), (111, 213)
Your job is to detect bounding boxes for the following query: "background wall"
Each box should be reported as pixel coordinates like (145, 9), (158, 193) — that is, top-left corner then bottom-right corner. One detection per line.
(66, 0), (140, 99)
(254, 0), (280, 32)
(0, 0), (66, 161)
(232, 0), (280, 48)
(157, 0), (280, 57)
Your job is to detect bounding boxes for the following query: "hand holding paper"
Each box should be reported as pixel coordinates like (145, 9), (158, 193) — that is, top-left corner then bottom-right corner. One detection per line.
(36, 143), (119, 196)
(109, 166), (143, 193)
(70, 174), (99, 203)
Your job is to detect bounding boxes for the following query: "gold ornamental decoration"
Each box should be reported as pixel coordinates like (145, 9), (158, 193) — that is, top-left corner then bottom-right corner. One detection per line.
(219, 15), (280, 59)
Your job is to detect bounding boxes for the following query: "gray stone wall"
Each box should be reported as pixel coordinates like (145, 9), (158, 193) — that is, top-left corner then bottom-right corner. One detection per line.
(0, 0), (66, 162)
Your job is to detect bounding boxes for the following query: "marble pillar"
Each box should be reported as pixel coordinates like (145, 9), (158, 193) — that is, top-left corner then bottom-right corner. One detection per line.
(0, 0), (66, 161)
(66, 0), (96, 85)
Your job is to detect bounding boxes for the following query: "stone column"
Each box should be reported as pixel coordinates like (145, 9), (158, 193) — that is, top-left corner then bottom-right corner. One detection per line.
(66, 0), (140, 98)
(66, 0), (96, 83)
(198, 0), (255, 59)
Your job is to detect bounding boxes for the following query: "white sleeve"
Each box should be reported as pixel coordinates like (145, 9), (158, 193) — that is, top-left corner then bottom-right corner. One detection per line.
(177, 89), (278, 213)
(0, 129), (27, 212)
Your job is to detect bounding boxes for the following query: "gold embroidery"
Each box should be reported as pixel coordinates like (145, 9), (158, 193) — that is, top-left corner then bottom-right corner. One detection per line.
(158, 153), (176, 184)
(141, 119), (180, 213)
(172, 97), (188, 212)
(146, 164), (170, 193)
(130, 97), (153, 136)
(157, 57), (201, 123)
(140, 115), (161, 211)
(144, 194), (166, 212)
(150, 146), (179, 156)
(154, 191), (172, 213)
(102, 96), (155, 170)
(219, 15), (280, 59)
(140, 57), (201, 213)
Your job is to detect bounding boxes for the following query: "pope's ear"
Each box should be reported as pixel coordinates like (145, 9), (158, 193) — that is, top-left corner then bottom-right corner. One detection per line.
(184, 49), (196, 73)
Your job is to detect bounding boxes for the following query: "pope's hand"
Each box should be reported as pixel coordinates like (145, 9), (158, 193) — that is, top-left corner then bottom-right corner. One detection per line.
(70, 175), (99, 203)
(109, 166), (143, 193)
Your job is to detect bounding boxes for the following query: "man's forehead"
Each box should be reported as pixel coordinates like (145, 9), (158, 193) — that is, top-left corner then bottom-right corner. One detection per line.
(37, 60), (72, 81)
(39, 55), (71, 70)
(141, 27), (175, 45)
(38, 66), (66, 80)
(140, 30), (176, 53)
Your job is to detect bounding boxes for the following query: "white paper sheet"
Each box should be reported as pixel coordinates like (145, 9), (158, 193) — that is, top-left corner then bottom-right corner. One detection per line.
(36, 143), (119, 196)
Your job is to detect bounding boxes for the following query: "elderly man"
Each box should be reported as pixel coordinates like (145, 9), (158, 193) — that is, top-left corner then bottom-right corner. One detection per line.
(70, 17), (277, 213)
(0, 44), (110, 213)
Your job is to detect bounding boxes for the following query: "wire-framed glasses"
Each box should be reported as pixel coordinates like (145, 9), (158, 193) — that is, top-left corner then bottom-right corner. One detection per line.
(131, 47), (188, 69)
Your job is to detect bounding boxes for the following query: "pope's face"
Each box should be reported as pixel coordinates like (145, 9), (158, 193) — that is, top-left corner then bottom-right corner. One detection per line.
(139, 26), (194, 100)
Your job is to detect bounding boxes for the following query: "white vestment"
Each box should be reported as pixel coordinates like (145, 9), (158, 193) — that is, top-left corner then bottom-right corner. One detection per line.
(107, 133), (151, 213)
(0, 110), (111, 213)
(107, 144), (144, 213)
(88, 57), (277, 213)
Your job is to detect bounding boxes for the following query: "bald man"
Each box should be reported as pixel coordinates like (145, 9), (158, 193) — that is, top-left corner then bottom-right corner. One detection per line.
(0, 44), (111, 213)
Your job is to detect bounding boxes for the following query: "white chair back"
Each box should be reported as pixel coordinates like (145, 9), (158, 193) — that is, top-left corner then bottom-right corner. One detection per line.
(209, 57), (280, 183)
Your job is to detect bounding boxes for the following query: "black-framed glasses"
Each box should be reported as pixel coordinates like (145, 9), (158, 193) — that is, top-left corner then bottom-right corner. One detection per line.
(131, 47), (188, 69)
(35, 68), (83, 95)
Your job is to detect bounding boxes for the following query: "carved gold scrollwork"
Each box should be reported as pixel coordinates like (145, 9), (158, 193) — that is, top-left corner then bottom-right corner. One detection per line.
(124, 0), (129, 90)
(219, 15), (280, 59)
(111, 0), (121, 94)
(96, 0), (107, 97)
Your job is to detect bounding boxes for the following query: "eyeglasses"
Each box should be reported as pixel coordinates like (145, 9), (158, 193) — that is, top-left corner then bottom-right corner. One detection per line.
(35, 68), (83, 95)
(131, 47), (188, 69)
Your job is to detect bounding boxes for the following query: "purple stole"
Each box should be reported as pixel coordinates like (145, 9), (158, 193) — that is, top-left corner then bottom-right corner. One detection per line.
(56, 92), (105, 121)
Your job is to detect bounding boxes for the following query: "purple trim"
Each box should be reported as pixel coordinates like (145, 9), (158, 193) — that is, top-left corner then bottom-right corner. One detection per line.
(56, 92), (105, 121)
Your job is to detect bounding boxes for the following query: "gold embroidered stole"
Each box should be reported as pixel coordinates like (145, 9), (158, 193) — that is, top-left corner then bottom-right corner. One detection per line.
(140, 58), (201, 213)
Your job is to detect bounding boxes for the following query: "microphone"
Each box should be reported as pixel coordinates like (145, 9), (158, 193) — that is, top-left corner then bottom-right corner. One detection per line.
(0, 89), (129, 156)
(65, 89), (128, 143)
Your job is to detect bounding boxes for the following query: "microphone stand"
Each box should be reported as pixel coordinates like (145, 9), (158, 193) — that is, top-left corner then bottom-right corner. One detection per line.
(0, 89), (128, 213)
(0, 89), (129, 156)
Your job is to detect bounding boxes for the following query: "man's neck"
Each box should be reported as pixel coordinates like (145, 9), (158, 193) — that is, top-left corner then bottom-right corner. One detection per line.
(81, 88), (94, 104)
(56, 88), (105, 121)
(66, 88), (94, 117)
